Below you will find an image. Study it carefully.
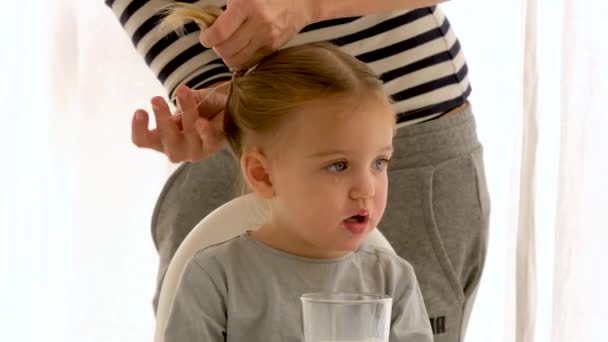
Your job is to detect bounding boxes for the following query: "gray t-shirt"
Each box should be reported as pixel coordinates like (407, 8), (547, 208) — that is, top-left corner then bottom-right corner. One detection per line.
(164, 233), (433, 342)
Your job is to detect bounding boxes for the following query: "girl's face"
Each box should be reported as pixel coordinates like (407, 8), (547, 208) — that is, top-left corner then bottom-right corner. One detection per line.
(254, 94), (395, 259)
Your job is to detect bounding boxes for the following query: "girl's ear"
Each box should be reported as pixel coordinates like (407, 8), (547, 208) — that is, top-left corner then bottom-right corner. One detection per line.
(240, 148), (275, 198)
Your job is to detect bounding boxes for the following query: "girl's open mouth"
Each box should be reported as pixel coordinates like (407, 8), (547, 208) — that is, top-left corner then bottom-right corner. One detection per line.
(343, 213), (369, 234)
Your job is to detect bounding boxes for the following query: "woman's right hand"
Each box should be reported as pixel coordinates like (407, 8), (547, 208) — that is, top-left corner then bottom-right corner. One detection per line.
(131, 81), (231, 163)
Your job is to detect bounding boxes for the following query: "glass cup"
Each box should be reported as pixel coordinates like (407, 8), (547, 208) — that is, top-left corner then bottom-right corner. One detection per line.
(300, 292), (392, 342)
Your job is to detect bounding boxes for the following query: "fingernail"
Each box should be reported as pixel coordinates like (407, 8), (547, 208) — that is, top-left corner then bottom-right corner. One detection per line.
(180, 86), (195, 100)
(151, 97), (164, 111)
(135, 111), (145, 121)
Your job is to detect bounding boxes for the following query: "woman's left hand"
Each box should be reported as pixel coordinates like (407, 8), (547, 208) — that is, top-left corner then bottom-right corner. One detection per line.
(200, 0), (318, 70)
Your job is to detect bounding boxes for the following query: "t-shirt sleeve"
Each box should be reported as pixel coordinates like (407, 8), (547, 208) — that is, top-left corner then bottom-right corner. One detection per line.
(105, 0), (233, 101)
(163, 258), (227, 342)
(390, 262), (434, 342)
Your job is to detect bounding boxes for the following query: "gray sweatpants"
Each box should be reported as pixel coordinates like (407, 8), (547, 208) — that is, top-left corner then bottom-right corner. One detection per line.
(150, 104), (490, 342)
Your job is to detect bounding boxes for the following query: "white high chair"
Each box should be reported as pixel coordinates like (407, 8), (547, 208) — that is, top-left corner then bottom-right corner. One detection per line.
(153, 193), (396, 342)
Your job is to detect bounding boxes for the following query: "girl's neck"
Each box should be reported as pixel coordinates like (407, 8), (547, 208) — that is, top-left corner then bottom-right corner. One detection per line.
(250, 223), (349, 259)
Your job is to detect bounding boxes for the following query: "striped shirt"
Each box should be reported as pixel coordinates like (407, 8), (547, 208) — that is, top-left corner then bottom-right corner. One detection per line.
(105, 0), (471, 125)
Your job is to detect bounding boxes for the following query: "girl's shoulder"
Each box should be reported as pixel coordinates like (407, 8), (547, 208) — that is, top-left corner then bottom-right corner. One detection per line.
(356, 244), (416, 276)
(188, 233), (252, 270)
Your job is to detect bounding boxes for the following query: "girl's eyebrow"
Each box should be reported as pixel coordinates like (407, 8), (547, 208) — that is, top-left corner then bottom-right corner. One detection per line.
(306, 145), (393, 158)
(306, 149), (349, 158)
(379, 146), (394, 154)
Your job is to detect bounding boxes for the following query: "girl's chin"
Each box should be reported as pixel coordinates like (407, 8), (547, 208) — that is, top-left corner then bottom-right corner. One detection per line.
(334, 237), (367, 252)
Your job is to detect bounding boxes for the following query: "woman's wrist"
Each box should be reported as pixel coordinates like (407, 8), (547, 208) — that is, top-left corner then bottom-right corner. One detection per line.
(309, 0), (340, 23)
(311, 0), (447, 22)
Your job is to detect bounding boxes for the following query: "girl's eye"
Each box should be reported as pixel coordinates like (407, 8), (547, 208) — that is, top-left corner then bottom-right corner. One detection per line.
(327, 161), (348, 172)
(373, 158), (391, 170)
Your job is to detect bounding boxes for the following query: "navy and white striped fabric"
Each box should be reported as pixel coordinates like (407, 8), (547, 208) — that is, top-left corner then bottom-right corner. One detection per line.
(106, 0), (471, 124)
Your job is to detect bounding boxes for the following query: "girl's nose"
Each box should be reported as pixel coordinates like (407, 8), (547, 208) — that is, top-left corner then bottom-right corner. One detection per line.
(349, 172), (375, 200)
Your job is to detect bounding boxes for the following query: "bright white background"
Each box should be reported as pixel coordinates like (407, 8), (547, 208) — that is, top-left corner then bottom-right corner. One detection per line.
(1, 1), (606, 341)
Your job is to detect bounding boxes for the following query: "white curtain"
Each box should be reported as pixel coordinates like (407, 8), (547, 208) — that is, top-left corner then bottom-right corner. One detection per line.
(2, 0), (606, 341)
(2, 1), (167, 341)
(552, 0), (608, 340)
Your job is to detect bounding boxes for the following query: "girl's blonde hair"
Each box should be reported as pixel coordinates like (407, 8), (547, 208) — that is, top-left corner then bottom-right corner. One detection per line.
(162, 3), (389, 157)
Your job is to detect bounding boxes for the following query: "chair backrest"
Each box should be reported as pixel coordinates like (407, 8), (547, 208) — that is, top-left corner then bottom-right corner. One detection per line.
(154, 193), (395, 342)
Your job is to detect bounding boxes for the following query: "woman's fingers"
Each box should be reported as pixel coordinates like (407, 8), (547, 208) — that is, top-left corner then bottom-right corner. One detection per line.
(227, 41), (270, 71)
(212, 22), (252, 68)
(200, 4), (246, 48)
(131, 109), (163, 152)
(151, 96), (184, 162)
(175, 87), (196, 134)
(194, 114), (225, 156)
(131, 84), (230, 163)
(192, 81), (231, 118)
(175, 86), (203, 158)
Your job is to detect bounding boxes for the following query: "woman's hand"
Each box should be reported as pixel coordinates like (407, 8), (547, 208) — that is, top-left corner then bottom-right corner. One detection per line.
(200, 0), (318, 70)
(131, 82), (231, 163)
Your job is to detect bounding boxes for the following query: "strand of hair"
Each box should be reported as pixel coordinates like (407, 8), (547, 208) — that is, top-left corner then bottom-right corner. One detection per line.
(160, 3), (222, 36)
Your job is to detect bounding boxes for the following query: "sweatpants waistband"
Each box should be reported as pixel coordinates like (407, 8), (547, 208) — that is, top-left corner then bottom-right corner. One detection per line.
(391, 103), (481, 169)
